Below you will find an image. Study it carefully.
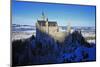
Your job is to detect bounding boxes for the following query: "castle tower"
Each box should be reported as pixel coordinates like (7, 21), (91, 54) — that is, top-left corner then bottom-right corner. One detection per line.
(36, 22), (39, 29)
(67, 21), (71, 33)
(46, 18), (49, 33)
(36, 18), (39, 28)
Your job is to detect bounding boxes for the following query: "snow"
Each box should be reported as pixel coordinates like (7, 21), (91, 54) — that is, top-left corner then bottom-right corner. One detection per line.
(12, 25), (96, 66)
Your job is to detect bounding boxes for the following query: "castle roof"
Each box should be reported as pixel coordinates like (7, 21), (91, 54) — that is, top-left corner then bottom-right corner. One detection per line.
(37, 20), (57, 26)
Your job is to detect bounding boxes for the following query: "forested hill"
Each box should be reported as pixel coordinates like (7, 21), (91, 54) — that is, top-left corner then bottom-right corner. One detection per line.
(12, 29), (96, 66)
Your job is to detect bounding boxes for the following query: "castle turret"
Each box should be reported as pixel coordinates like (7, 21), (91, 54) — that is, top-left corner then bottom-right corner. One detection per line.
(46, 18), (49, 33)
(67, 22), (71, 33)
(36, 22), (39, 29)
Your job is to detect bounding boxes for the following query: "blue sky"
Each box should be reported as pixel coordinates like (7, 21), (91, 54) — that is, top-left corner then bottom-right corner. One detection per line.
(12, 0), (96, 26)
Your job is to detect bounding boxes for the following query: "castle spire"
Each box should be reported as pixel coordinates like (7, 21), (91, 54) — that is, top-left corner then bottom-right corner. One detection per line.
(41, 11), (46, 20)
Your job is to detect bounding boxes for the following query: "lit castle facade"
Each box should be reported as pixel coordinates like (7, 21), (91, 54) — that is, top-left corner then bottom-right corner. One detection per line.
(36, 12), (71, 42)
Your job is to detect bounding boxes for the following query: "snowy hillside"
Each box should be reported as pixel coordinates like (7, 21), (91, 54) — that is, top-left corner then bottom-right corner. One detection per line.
(12, 27), (96, 66)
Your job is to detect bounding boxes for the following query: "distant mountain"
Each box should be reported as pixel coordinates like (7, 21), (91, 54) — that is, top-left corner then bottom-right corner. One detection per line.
(12, 24), (36, 32)
(59, 26), (95, 32)
(12, 24), (95, 32)
(12, 24), (35, 27)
